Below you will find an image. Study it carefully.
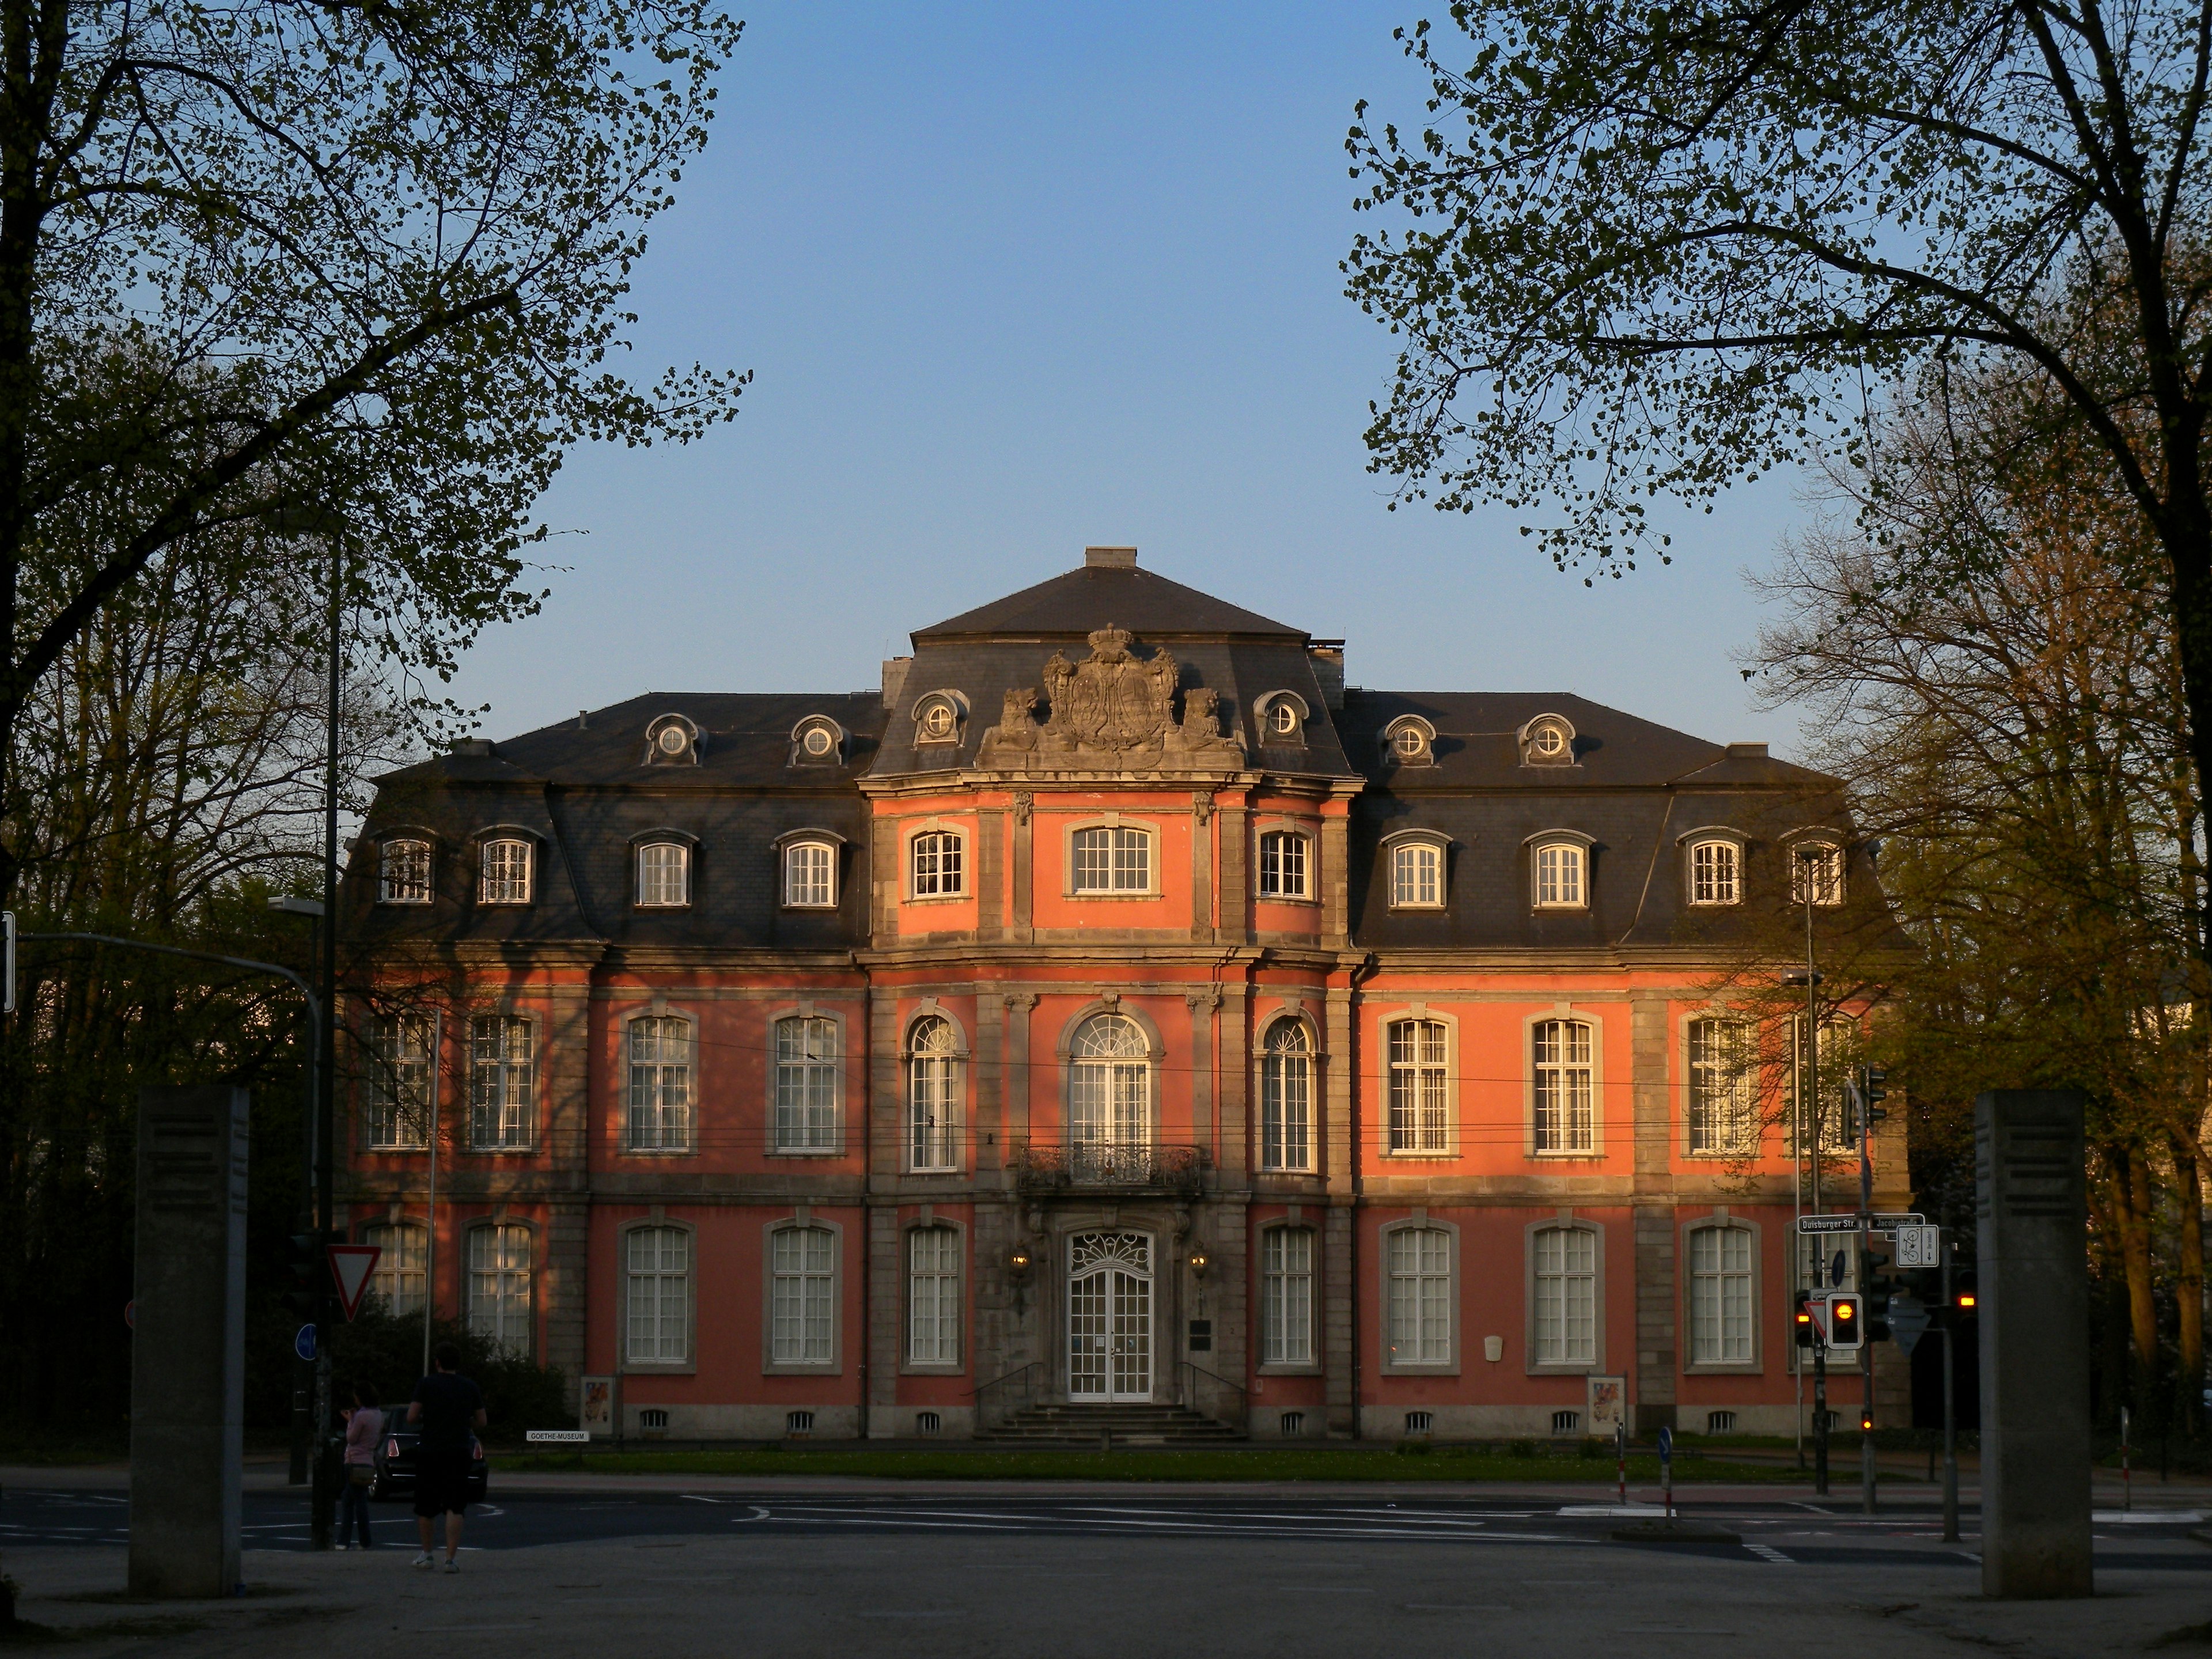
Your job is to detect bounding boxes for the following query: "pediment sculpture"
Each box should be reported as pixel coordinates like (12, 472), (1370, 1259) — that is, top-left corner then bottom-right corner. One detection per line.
(978, 626), (1246, 772)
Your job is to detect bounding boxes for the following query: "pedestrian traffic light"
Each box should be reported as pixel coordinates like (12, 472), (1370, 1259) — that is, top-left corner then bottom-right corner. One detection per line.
(284, 1230), (325, 1321)
(1826, 1291), (1864, 1353)
(1794, 1289), (1815, 1349)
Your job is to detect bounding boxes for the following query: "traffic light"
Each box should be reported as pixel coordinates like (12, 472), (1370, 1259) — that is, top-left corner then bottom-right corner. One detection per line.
(283, 1230), (325, 1321)
(1863, 1066), (1888, 1123)
(1827, 1291), (1864, 1353)
(1794, 1289), (1815, 1349)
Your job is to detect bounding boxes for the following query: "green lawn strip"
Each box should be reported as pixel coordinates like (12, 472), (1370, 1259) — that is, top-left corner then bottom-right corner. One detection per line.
(493, 1446), (1820, 1483)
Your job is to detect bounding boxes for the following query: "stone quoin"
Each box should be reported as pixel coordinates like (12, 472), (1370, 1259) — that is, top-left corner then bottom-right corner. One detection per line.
(338, 547), (1910, 1441)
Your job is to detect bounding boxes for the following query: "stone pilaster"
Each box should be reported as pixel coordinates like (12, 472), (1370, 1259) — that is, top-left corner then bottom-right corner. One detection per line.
(1324, 1201), (1356, 1437)
(1011, 791), (1034, 944)
(1191, 790), (1216, 943)
(868, 1204), (899, 1427)
(543, 982), (592, 1398)
(1630, 993), (1676, 1432)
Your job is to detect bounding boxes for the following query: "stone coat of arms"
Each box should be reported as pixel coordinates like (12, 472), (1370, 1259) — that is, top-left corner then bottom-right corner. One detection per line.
(978, 626), (1245, 772)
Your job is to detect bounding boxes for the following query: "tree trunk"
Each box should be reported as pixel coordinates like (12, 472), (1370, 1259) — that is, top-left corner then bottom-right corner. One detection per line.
(2179, 1139), (2206, 1440)
(2115, 1147), (2162, 1413)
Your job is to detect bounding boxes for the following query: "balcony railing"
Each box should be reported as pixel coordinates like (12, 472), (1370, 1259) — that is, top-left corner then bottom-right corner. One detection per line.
(1009, 1140), (1204, 1195)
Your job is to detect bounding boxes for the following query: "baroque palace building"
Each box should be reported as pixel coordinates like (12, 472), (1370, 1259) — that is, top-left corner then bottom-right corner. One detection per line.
(339, 546), (1908, 1441)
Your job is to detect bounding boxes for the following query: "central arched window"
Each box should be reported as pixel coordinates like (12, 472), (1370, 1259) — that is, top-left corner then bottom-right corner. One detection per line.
(1260, 1019), (1313, 1171)
(1386, 1018), (1449, 1154)
(636, 841), (690, 908)
(1533, 840), (1586, 908)
(907, 1016), (960, 1172)
(782, 840), (837, 908)
(1388, 840), (1442, 908)
(627, 1014), (692, 1152)
(379, 838), (432, 904)
(1068, 1013), (1150, 1156)
(1532, 1018), (1594, 1153)
(1071, 825), (1151, 892)
(911, 830), (964, 897)
(467, 1224), (533, 1357)
(1258, 830), (1310, 899)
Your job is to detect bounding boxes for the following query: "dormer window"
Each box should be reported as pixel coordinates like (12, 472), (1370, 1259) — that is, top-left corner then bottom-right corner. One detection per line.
(792, 717), (845, 765)
(1381, 831), (1447, 909)
(378, 838), (433, 904)
(782, 838), (839, 908)
(1258, 692), (1309, 745)
(644, 714), (699, 766)
(1529, 835), (1590, 909)
(636, 841), (691, 908)
(1382, 714), (1435, 766)
(479, 838), (533, 905)
(1792, 842), (1846, 907)
(912, 692), (966, 746)
(1520, 714), (1577, 766)
(1685, 835), (1743, 906)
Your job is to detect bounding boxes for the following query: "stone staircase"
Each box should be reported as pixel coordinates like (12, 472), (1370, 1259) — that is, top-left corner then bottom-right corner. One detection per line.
(975, 1402), (1245, 1445)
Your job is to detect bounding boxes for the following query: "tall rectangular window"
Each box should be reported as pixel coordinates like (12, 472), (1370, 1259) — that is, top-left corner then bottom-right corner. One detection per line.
(1389, 841), (1441, 907)
(468, 1014), (533, 1150)
(1071, 825), (1150, 892)
(910, 831), (964, 897)
(1532, 1225), (1596, 1364)
(1687, 1018), (1752, 1155)
(379, 839), (431, 904)
(1534, 842), (1585, 907)
(770, 1226), (836, 1364)
(907, 1016), (959, 1172)
(774, 1016), (840, 1152)
(363, 1221), (426, 1317)
(467, 1224), (532, 1357)
(636, 842), (690, 907)
(907, 1226), (960, 1365)
(1688, 1225), (1754, 1364)
(1386, 1018), (1448, 1154)
(1258, 830), (1310, 899)
(627, 1016), (692, 1152)
(1532, 1019), (1594, 1153)
(364, 1016), (432, 1149)
(626, 1226), (688, 1363)
(1262, 1228), (1314, 1365)
(1260, 1021), (1313, 1171)
(783, 840), (836, 907)
(1385, 1226), (1452, 1365)
(479, 839), (533, 904)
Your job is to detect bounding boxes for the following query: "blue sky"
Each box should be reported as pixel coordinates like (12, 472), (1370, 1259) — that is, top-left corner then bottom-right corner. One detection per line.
(453, 2), (1815, 755)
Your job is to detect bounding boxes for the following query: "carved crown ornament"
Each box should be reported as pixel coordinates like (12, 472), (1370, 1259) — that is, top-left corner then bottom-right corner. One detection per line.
(976, 625), (1246, 774)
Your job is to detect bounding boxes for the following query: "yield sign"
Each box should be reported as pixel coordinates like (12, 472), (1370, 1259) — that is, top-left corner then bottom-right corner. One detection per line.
(327, 1244), (381, 1321)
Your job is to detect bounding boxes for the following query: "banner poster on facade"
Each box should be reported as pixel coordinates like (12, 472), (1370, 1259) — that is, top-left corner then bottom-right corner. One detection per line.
(1586, 1375), (1626, 1434)
(580, 1376), (613, 1436)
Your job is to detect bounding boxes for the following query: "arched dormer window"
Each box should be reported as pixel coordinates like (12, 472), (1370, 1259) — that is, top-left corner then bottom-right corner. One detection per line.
(912, 691), (967, 747)
(378, 837), (433, 904)
(1677, 827), (1748, 907)
(1527, 831), (1593, 910)
(1381, 829), (1449, 910)
(1790, 839), (1847, 907)
(1381, 713), (1435, 766)
(643, 713), (700, 766)
(777, 831), (843, 909)
(635, 838), (692, 908)
(477, 834), (534, 905)
(1519, 713), (1577, 766)
(790, 715), (846, 766)
(1257, 691), (1309, 745)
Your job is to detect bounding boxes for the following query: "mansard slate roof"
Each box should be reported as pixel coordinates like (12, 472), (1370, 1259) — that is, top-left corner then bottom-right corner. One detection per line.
(345, 550), (1889, 955)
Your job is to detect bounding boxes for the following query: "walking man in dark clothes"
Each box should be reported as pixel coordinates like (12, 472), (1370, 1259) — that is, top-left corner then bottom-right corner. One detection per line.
(408, 1341), (486, 1572)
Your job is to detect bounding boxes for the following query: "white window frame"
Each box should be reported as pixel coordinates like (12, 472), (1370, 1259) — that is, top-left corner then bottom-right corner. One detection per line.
(1522, 715), (1576, 764)
(623, 1222), (694, 1369)
(635, 840), (691, 908)
(1685, 836), (1741, 906)
(1257, 828), (1312, 900)
(1529, 1016), (1597, 1156)
(1382, 832), (1446, 910)
(906, 1014), (962, 1173)
(1684, 1219), (1759, 1372)
(1067, 820), (1156, 895)
(467, 1013), (535, 1151)
(467, 1222), (533, 1358)
(1259, 1017), (1315, 1172)
(1064, 1010), (1157, 1153)
(913, 695), (964, 745)
(1526, 1219), (1603, 1372)
(362, 1219), (427, 1317)
(478, 837), (533, 905)
(782, 839), (839, 909)
(1531, 838), (1588, 909)
(764, 1220), (840, 1371)
(1259, 1225), (1316, 1368)
(1382, 715), (1435, 765)
(1685, 1015), (1753, 1157)
(363, 1014), (433, 1150)
(1384, 1015), (1452, 1156)
(905, 1224), (962, 1369)
(626, 1013), (694, 1153)
(771, 1012), (842, 1154)
(378, 838), (433, 905)
(1791, 841), (1846, 907)
(1259, 691), (1308, 744)
(908, 828), (966, 899)
(1381, 1219), (1458, 1372)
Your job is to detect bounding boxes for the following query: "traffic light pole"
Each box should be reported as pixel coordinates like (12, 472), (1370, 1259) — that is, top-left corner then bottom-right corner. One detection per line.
(1858, 1078), (1877, 1516)
(308, 535), (344, 1554)
(1813, 1339), (1830, 1495)
(1941, 1225), (1960, 1542)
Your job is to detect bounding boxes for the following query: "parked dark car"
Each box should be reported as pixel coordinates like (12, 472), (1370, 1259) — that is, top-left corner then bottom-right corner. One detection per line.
(369, 1406), (489, 1503)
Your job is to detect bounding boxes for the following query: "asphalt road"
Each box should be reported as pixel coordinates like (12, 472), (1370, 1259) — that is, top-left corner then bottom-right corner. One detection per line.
(6, 1484), (2209, 1574)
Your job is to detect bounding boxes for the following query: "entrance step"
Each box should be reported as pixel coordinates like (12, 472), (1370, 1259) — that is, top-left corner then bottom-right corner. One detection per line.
(974, 1402), (1244, 1444)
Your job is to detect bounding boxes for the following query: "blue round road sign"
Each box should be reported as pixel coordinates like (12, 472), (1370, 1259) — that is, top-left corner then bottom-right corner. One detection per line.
(294, 1323), (316, 1362)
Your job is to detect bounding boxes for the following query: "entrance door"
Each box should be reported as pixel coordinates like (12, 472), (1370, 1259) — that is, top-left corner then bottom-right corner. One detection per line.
(1068, 1232), (1152, 1402)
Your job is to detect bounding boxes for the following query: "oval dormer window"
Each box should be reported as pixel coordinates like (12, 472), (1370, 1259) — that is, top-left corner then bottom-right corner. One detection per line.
(657, 725), (688, 757)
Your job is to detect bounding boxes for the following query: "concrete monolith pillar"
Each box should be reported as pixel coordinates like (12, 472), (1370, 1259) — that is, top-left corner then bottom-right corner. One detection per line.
(129, 1086), (248, 1598)
(1975, 1088), (2091, 1599)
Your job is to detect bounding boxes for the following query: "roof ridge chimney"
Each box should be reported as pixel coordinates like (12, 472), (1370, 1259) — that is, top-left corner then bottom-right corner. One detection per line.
(1084, 546), (1137, 569)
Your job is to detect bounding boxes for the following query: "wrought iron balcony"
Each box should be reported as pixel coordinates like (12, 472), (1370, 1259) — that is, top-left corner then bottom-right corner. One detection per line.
(1008, 1140), (1204, 1195)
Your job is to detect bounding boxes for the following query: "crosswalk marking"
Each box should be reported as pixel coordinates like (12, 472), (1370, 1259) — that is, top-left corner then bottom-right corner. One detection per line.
(1746, 1543), (1794, 1565)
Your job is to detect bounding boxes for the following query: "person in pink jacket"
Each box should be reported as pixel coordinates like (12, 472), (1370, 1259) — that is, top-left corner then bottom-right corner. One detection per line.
(338, 1380), (381, 1549)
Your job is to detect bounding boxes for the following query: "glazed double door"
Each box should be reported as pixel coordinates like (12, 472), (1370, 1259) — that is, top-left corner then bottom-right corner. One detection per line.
(1068, 1232), (1152, 1402)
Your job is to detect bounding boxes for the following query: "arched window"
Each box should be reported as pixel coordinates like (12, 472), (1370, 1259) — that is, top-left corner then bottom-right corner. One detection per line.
(911, 830), (964, 897)
(1533, 840), (1585, 908)
(769, 1225), (836, 1364)
(625, 1226), (689, 1363)
(467, 1224), (532, 1357)
(1258, 830), (1310, 899)
(362, 1221), (426, 1317)
(1389, 840), (1442, 908)
(1792, 843), (1846, 907)
(1385, 1226), (1452, 1365)
(627, 1015), (692, 1152)
(1687, 1017), (1752, 1155)
(1531, 1225), (1596, 1364)
(1532, 1018), (1594, 1153)
(1068, 1014), (1150, 1155)
(908, 1016), (960, 1172)
(1688, 839), (1740, 906)
(783, 840), (836, 908)
(379, 838), (432, 904)
(1385, 1018), (1448, 1154)
(773, 1016), (840, 1152)
(1687, 1224), (1754, 1365)
(907, 1225), (960, 1364)
(1260, 1020), (1313, 1171)
(1261, 1227), (1315, 1365)
(479, 838), (533, 904)
(635, 841), (690, 908)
